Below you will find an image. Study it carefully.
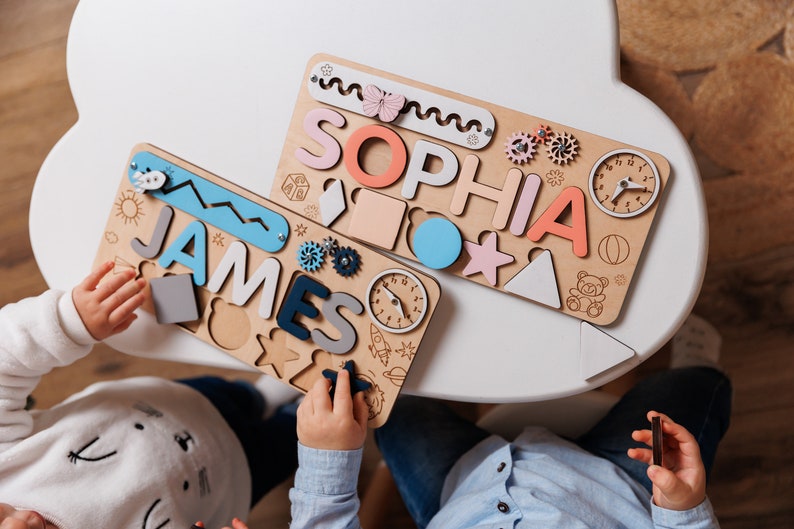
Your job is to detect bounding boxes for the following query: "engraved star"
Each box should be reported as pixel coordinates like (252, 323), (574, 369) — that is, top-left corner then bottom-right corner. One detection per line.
(462, 231), (515, 286)
(395, 341), (417, 361)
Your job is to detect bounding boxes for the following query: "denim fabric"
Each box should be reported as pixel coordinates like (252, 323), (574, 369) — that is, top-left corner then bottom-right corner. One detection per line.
(177, 376), (298, 507)
(375, 397), (490, 528)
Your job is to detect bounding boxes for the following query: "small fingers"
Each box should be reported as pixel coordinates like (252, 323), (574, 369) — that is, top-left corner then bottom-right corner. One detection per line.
(79, 261), (114, 292)
(627, 446), (653, 465)
(333, 369), (354, 416)
(106, 282), (146, 324)
(352, 390), (369, 428)
(101, 275), (145, 311)
(647, 411), (698, 449)
(309, 377), (333, 413)
(93, 267), (138, 302)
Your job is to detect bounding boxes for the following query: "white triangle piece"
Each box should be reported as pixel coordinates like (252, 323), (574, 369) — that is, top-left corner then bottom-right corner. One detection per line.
(319, 179), (346, 226)
(504, 249), (561, 308)
(579, 322), (635, 380)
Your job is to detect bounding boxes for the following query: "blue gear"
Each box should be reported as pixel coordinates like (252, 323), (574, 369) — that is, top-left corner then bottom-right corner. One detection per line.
(333, 247), (361, 277)
(297, 241), (324, 272)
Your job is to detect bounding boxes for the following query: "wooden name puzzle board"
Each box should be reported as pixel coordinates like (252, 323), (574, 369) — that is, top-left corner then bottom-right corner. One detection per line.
(94, 144), (441, 427)
(272, 54), (670, 325)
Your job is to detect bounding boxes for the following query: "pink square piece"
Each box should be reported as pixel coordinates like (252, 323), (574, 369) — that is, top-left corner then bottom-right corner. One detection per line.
(348, 189), (407, 249)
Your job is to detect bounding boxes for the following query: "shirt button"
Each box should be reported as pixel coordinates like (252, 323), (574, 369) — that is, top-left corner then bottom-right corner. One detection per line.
(497, 501), (510, 513)
(497, 462), (506, 472)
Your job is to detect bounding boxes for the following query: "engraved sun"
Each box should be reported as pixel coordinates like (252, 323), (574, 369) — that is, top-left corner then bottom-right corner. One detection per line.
(114, 190), (145, 226)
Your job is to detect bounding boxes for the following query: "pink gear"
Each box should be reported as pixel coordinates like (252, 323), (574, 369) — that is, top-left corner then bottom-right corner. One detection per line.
(504, 132), (536, 164)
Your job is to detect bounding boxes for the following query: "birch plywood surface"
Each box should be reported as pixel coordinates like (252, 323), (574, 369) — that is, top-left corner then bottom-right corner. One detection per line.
(272, 54), (670, 326)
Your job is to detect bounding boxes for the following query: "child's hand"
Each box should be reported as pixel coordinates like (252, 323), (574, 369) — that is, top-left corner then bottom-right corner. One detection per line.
(628, 411), (707, 511)
(71, 261), (146, 341)
(297, 368), (369, 451)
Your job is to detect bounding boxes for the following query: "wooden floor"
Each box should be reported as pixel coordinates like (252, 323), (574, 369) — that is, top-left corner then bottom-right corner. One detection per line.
(1, 2), (792, 528)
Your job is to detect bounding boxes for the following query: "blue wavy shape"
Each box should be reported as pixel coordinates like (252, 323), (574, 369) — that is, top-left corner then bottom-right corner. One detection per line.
(128, 150), (289, 253)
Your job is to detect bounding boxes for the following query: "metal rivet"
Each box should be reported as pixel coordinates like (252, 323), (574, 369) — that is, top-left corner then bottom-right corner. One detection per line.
(341, 257), (350, 266)
(278, 233), (286, 241)
(516, 143), (526, 152)
(310, 74), (318, 83)
(485, 128), (493, 137)
(130, 162), (137, 170)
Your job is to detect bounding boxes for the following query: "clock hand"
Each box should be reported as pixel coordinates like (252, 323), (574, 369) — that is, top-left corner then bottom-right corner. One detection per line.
(623, 178), (646, 191)
(381, 284), (406, 318)
(609, 180), (627, 203)
(609, 177), (646, 203)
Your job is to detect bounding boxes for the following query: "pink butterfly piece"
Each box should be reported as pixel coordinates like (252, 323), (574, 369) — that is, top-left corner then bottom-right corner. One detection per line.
(362, 84), (406, 123)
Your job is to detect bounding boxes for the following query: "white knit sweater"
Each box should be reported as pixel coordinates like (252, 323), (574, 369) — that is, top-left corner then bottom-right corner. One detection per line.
(0, 290), (250, 528)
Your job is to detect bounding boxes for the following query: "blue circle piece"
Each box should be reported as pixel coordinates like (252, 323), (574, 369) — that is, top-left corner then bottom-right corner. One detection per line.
(412, 218), (462, 269)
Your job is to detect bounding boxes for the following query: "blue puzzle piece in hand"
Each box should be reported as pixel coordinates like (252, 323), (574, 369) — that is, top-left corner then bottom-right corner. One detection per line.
(322, 360), (371, 400)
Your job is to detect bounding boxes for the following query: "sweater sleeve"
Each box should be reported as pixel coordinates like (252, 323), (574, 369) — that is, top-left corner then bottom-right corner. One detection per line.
(652, 497), (721, 529)
(0, 289), (95, 449)
(289, 443), (364, 529)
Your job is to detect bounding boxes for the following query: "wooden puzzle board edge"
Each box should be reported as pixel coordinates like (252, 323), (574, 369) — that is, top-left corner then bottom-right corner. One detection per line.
(93, 143), (441, 427)
(272, 53), (671, 326)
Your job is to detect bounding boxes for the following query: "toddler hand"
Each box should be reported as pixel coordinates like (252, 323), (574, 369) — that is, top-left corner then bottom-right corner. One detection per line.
(297, 368), (369, 451)
(71, 261), (146, 341)
(628, 411), (707, 511)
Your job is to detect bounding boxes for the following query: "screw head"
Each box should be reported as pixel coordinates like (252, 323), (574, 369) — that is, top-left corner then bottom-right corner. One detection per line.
(485, 128), (493, 137)
(278, 233), (286, 241)
(310, 74), (318, 83)
(130, 162), (138, 170)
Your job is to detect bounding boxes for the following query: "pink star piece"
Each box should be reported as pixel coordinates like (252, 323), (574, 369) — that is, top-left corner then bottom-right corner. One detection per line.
(462, 231), (515, 286)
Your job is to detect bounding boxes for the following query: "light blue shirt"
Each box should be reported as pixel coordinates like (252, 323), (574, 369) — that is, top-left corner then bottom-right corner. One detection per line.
(290, 427), (720, 529)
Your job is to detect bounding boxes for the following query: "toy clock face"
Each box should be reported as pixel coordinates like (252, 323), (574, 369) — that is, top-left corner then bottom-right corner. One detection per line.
(366, 268), (429, 334)
(589, 149), (661, 218)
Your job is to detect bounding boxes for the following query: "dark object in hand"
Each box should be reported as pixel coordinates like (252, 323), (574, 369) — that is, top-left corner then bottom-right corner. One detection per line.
(652, 416), (663, 466)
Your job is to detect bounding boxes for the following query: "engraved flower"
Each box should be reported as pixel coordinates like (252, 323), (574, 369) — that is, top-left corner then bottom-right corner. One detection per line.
(546, 169), (565, 187)
(304, 204), (320, 220)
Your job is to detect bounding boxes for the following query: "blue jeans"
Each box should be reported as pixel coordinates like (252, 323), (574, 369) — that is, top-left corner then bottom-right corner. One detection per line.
(375, 367), (732, 528)
(177, 377), (298, 507)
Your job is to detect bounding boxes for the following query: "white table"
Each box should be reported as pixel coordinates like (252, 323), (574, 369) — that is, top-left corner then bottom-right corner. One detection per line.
(29, 0), (706, 403)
